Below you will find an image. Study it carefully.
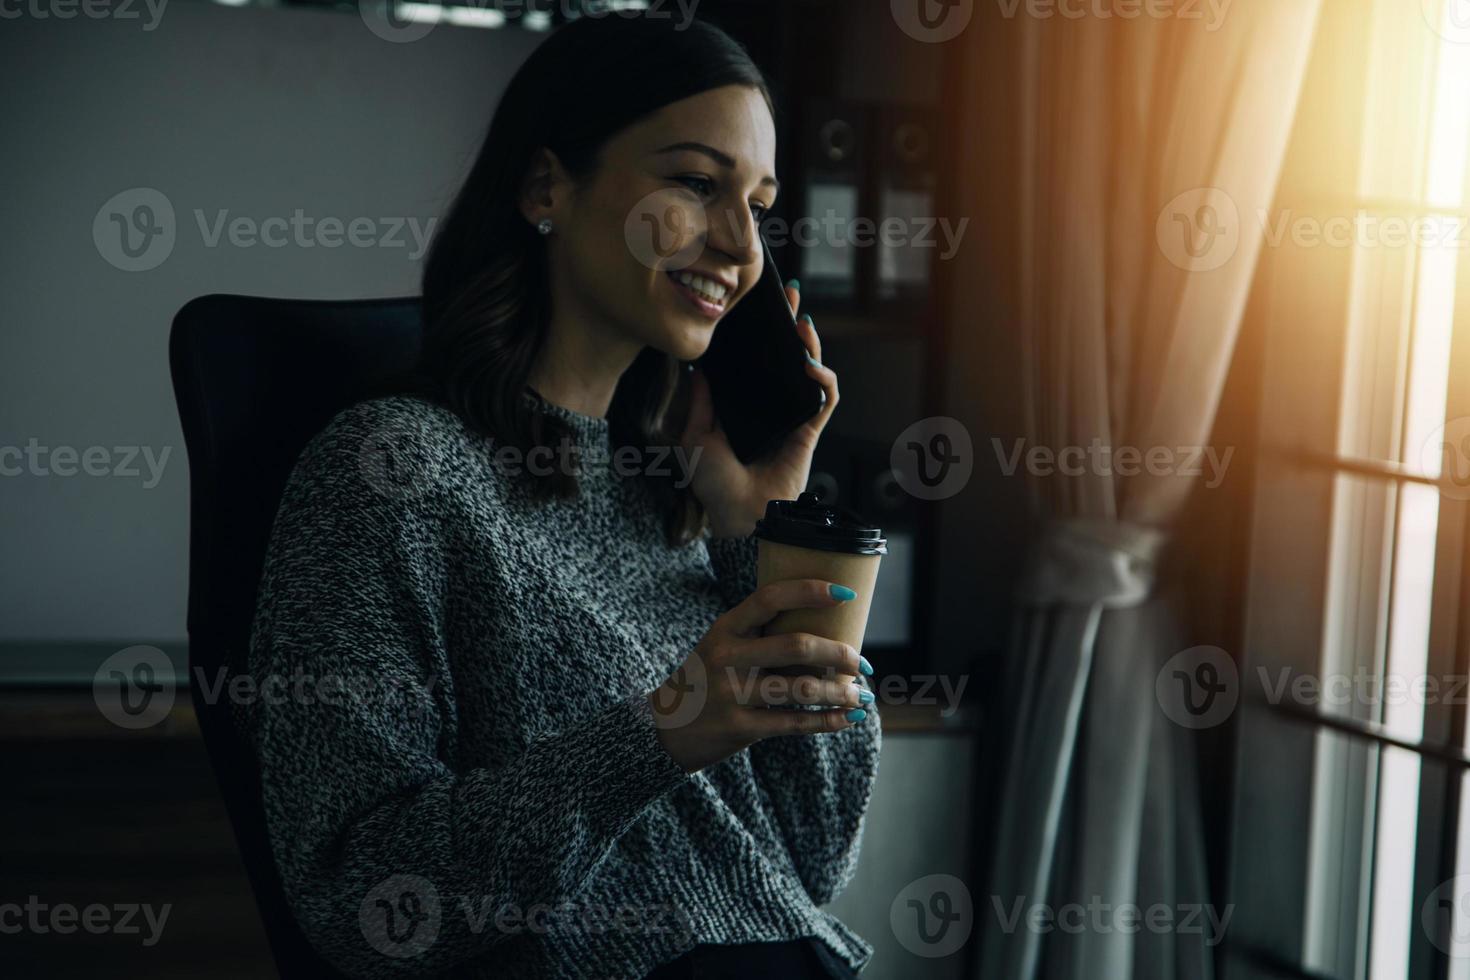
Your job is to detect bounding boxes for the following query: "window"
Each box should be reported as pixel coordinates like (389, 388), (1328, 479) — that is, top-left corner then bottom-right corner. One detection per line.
(1229, 1), (1470, 978)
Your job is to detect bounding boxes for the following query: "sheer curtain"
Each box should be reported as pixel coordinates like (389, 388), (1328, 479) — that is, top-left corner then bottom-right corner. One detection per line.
(970, 3), (1323, 978)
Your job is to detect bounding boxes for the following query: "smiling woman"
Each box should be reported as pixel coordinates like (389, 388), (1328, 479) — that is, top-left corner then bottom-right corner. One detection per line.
(244, 12), (877, 980)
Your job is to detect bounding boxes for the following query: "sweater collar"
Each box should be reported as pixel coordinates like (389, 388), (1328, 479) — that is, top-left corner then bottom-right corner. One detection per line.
(519, 386), (611, 447)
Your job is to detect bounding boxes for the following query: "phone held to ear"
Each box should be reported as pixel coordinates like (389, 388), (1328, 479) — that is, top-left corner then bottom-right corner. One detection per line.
(694, 236), (826, 464)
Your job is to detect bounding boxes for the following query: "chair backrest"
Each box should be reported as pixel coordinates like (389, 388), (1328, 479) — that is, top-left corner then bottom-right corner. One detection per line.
(169, 294), (423, 976)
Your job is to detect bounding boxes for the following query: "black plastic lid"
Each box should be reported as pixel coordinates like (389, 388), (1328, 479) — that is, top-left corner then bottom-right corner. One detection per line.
(753, 491), (888, 556)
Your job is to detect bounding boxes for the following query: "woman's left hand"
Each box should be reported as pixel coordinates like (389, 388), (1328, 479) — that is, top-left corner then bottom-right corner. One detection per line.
(680, 281), (839, 538)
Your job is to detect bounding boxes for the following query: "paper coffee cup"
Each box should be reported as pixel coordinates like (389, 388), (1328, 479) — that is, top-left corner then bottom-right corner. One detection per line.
(753, 491), (887, 689)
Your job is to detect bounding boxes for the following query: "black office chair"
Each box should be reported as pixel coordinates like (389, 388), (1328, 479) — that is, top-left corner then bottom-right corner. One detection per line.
(169, 294), (423, 977)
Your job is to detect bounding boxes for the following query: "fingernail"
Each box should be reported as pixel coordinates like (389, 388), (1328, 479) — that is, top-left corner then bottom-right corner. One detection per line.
(786, 278), (800, 291)
(858, 655), (874, 676)
(845, 708), (868, 723)
(800, 313), (814, 327)
(805, 351), (821, 367)
(857, 689), (875, 705)
(829, 583), (856, 601)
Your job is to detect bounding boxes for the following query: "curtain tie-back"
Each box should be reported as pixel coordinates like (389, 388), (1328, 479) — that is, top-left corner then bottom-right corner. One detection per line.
(1015, 518), (1166, 609)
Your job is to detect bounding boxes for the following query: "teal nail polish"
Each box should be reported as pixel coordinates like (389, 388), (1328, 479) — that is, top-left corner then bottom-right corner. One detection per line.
(786, 278), (800, 291)
(857, 689), (875, 705)
(858, 655), (874, 676)
(805, 351), (821, 367)
(845, 708), (867, 723)
(829, 583), (856, 601)
(800, 312), (814, 326)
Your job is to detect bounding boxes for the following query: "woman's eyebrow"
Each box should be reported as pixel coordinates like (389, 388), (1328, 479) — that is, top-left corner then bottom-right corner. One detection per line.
(653, 141), (780, 193)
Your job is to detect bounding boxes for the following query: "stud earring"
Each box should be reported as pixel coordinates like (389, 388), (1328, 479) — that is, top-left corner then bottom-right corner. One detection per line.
(537, 218), (554, 236)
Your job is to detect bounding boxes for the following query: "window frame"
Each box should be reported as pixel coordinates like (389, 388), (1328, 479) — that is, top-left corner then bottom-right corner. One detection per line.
(1225, 2), (1470, 977)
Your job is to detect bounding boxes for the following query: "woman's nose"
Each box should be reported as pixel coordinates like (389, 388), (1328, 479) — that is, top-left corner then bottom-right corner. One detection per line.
(706, 202), (762, 268)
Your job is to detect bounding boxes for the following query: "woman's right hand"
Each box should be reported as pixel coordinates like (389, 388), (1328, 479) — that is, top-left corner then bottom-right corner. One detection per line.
(648, 578), (872, 774)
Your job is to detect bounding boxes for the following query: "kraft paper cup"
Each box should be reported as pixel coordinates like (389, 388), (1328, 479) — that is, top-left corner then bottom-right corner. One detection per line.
(753, 492), (887, 691)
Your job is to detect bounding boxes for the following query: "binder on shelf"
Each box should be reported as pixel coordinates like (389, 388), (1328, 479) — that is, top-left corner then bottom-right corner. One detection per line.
(874, 105), (939, 307)
(798, 99), (869, 308)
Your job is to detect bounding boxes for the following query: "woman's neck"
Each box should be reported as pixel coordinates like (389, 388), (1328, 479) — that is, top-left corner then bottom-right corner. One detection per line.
(527, 302), (643, 419)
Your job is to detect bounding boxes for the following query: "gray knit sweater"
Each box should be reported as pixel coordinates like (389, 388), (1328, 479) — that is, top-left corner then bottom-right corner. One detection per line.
(245, 389), (882, 978)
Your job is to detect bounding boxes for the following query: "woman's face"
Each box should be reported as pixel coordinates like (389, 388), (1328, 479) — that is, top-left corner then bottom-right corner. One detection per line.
(545, 84), (779, 362)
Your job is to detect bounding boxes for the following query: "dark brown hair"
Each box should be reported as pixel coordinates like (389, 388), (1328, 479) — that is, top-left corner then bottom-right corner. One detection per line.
(389, 14), (774, 546)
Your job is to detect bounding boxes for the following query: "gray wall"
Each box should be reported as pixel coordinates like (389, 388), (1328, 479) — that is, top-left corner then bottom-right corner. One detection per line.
(827, 732), (978, 980)
(0, 1), (545, 643)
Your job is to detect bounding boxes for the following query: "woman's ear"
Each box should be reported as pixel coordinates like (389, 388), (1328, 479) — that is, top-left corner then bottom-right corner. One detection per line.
(518, 147), (572, 231)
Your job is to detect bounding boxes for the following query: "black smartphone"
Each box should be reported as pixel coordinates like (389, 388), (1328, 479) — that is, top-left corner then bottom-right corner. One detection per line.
(695, 235), (826, 463)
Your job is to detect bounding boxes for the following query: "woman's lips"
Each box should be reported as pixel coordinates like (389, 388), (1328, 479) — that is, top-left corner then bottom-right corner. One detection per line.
(665, 271), (727, 320)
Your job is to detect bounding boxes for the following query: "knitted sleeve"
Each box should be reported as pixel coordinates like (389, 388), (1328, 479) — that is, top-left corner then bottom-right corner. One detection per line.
(748, 694), (883, 905)
(247, 411), (691, 977)
(705, 531), (760, 608)
(702, 530), (883, 907)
